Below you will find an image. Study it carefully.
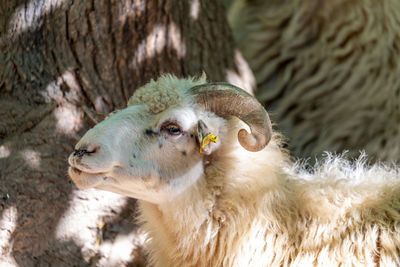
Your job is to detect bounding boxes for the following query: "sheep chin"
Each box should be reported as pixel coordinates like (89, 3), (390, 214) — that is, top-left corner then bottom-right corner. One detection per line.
(68, 166), (108, 190)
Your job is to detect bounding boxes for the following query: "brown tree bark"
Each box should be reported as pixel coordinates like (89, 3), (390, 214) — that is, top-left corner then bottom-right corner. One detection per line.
(0, 0), (254, 266)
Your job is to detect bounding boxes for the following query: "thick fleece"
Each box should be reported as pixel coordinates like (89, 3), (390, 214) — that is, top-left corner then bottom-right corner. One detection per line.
(140, 131), (400, 266)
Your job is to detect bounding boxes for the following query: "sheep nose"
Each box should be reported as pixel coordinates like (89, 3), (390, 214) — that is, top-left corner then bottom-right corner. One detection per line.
(73, 146), (98, 157)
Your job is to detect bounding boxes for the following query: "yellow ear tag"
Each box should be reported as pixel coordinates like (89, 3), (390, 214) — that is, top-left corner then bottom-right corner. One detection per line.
(200, 133), (219, 153)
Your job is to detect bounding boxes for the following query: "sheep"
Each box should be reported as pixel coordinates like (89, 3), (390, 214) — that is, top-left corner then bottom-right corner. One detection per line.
(68, 74), (400, 266)
(227, 0), (400, 162)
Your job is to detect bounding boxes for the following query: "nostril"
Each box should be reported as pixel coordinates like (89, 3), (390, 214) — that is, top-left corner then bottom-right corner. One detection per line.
(73, 146), (99, 157)
(73, 149), (87, 157)
(86, 146), (98, 154)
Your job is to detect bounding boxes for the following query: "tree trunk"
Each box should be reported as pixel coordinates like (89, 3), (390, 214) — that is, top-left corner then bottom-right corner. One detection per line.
(0, 0), (254, 266)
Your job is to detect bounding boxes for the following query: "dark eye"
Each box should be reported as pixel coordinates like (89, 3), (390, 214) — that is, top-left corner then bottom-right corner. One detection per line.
(161, 123), (182, 135)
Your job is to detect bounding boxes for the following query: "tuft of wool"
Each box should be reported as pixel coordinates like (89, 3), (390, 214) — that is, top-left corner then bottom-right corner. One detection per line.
(228, 0), (400, 162)
(128, 74), (207, 114)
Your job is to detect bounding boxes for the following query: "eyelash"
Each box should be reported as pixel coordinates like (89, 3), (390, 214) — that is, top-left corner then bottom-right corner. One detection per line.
(161, 122), (182, 135)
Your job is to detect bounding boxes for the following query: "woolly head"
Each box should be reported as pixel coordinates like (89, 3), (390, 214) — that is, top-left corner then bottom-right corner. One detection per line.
(68, 75), (272, 203)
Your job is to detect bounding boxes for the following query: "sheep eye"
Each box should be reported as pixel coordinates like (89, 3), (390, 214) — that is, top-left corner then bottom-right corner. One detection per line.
(161, 123), (182, 135)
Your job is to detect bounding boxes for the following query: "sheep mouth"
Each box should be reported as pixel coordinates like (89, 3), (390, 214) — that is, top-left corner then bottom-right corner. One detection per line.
(68, 166), (108, 189)
(68, 164), (107, 176)
(70, 166), (83, 175)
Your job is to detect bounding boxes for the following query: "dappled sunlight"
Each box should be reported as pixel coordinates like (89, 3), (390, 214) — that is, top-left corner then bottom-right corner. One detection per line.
(225, 50), (256, 95)
(59, 70), (83, 103)
(132, 22), (186, 69)
(7, 0), (66, 38)
(54, 104), (83, 135)
(0, 206), (18, 266)
(0, 145), (11, 159)
(40, 70), (84, 134)
(20, 149), (41, 169)
(41, 70), (81, 104)
(190, 0), (200, 20)
(169, 22), (186, 59)
(117, 0), (145, 24)
(98, 229), (147, 266)
(41, 78), (64, 103)
(132, 24), (167, 68)
(55, 189), (135, 263)
(94, 96), (109, 113)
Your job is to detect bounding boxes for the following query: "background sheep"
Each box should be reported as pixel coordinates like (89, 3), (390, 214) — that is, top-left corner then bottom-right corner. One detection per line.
(227, 0), (400, 162)
(68, 75), (400, 266)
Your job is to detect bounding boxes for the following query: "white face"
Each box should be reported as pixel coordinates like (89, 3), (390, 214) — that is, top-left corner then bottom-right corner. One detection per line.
(68, 104), (221, 203)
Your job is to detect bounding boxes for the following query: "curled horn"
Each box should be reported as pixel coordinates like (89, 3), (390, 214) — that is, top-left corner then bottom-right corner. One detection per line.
(189, 83), (272, 152)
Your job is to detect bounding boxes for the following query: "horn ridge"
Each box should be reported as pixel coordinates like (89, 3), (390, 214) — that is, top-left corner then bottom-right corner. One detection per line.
(189, 83), (272, 152)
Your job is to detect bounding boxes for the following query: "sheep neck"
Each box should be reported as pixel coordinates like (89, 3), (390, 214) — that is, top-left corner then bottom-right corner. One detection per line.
(138, 168), (225, 266)
(138, 139), (290, 266)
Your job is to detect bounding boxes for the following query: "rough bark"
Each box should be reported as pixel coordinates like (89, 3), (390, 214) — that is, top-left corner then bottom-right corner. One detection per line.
(0, 0), (254, 266)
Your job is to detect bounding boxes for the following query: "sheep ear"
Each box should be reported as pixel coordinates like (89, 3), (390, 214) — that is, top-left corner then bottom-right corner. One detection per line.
(197, 120), (219, 155)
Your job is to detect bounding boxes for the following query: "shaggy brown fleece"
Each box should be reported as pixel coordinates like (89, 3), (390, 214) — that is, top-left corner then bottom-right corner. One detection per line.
(229, 0), (400, 162)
